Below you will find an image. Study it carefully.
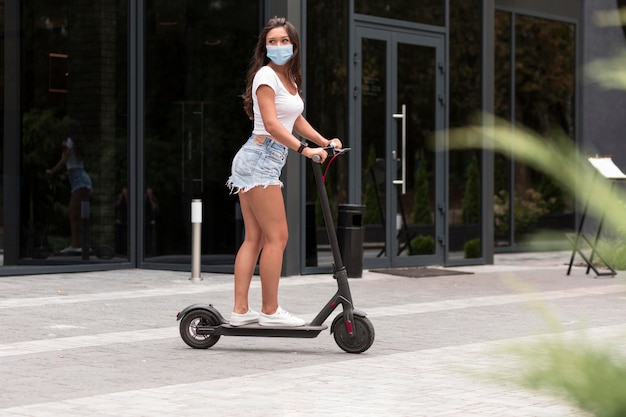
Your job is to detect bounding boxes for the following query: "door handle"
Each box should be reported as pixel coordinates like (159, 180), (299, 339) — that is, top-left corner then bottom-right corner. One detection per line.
(392, 104), (407, 195)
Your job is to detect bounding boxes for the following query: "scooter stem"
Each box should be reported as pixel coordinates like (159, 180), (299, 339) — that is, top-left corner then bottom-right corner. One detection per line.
(311, 161), (345, 271)
(310, 158), (355, 334)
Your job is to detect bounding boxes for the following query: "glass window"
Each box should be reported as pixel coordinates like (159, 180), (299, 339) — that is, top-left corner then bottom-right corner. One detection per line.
(143, 0), (259, 267)
(305, 0), (349, 269)
(18, 0), (128, 263)
(448, 0), (483, 260)
(359, 37), (387, 261)
(354, 0), (444, 26)
(0, 2), (4, 263)
(494, 10), (513, 246)
(513, 15), (576, 244)
(494, 11), (576, 247)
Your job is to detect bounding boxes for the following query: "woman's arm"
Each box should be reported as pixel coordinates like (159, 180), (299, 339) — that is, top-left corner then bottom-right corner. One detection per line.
(293, 115), (341, 149)
(257, 85), (331, 161)
(46, 146), (71, 176)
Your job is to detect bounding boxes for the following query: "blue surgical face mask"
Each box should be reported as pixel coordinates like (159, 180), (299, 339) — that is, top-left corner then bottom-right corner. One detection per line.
(266, 44), (293, 66)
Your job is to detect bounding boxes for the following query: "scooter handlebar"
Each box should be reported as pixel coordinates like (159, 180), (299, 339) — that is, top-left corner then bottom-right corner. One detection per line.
(312, 145), (351, 163)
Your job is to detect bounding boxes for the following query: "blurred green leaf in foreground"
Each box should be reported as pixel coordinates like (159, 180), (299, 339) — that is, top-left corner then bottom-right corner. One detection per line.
(449, 115), (625, 242)
(449, 8), (626, 415)
(509, 335), (626, 417)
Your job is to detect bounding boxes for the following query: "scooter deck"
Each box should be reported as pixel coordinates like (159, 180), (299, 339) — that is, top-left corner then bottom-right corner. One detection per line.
(200, 323), (328, 338)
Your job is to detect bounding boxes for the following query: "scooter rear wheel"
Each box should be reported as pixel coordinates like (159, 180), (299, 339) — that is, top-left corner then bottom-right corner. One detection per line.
(332, 314), (375, 353)
(179, 309), (221, 349)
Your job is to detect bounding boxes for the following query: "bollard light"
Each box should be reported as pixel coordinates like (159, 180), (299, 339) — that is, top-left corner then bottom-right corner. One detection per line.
(190, 199), (203, 281)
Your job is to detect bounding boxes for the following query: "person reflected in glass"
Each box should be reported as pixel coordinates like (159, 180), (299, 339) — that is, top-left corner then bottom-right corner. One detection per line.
(115, 187), (128, 255)
(144, 186), (158, 257)
(46, 119), (92, 255)
(226, 17), (342, 327)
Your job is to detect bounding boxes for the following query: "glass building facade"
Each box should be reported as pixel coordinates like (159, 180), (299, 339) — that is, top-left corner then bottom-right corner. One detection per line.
(2, 0), (623, 276)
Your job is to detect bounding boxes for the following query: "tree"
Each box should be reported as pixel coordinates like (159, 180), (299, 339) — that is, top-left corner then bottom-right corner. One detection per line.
(412, 149), (432, 224)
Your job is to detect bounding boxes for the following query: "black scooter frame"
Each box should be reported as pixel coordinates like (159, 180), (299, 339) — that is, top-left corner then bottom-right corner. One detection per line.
(177, 148), (373, 350)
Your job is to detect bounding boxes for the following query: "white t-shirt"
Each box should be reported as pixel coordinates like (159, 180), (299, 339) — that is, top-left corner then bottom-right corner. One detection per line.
(62, 137), (84, 170)
(252, 66), (304, 135)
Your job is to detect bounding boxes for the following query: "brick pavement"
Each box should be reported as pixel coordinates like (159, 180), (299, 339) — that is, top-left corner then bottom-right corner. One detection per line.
(0, 251), (624, 416)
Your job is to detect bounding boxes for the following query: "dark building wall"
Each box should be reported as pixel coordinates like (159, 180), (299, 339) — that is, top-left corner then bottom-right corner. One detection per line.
(581, 0), (626, 168)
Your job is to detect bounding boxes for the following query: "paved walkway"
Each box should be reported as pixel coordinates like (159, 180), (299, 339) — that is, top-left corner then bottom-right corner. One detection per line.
(0, 251), (624, 416)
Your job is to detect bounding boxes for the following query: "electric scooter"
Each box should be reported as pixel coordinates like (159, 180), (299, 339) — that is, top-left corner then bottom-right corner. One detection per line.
(176, 146), (375, 353)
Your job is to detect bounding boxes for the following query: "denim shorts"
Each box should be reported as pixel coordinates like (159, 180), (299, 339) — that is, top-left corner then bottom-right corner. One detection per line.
(68, 167), (93, 193)
(226, 135), (288, 194)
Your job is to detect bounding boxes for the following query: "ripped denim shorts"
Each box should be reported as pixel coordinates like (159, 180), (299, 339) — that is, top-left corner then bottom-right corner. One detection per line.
(226, 134), (288, 194)
(67, 167), (93, 193)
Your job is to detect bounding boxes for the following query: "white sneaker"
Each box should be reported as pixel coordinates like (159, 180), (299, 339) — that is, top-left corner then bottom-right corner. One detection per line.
(259, 306), (306, 327)
(229, 309), (260, 327)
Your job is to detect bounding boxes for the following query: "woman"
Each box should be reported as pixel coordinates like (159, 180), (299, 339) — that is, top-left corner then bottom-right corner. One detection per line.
(226, 17), (342, 327)
(47, 119), (92, 255)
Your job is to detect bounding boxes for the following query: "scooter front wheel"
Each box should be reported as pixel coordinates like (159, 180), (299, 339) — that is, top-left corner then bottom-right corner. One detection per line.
(332, 314), (375, 353)
(179, 309), (221, 349)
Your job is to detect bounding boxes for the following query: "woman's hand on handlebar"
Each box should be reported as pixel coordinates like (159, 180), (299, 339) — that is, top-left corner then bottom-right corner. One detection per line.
(303, 138), (344, 163)
(327, 138), (343, 150)
(305, 147), (328, 163)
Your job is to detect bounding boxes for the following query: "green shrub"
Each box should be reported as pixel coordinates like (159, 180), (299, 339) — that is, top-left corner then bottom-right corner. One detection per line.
(412, 149), (432, 224)
(410, 235), (435, 255)
(612, 245), (626, 270)
(464, 238), (481, 258)
(461, 153), (480, 224)
(591, 240), (626, 271)
(493, 188), (550, 236)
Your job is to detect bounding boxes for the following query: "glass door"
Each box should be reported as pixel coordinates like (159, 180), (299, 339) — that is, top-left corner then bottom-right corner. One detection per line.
(357, 27), (445, 268)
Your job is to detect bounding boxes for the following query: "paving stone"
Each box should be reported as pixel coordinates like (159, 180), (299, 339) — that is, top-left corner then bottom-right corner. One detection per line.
(0, 252), (621, 416)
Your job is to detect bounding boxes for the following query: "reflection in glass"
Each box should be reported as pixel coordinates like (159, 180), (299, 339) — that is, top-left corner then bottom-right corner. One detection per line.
(494, 11), (513, 246)
(360, 38), (387, 259)
(494, 12), (576, 247)
(144, 1), (258, 267)
(448, 0), (483, 260)
(396, 43), (437, 257)
(19, 0), (127, 263)
(513, 15), (575, 244)
(358, 35), (439, 260)
(355, 0), (444, 26)
(0, 2), (3, 263)
(305, 1), (349, 269)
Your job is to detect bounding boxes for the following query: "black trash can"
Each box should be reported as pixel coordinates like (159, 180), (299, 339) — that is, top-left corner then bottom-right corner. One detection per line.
(337, 204), (365, 278)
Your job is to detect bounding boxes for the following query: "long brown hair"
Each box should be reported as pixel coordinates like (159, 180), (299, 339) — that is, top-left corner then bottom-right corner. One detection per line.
(242, 16), (302, 120)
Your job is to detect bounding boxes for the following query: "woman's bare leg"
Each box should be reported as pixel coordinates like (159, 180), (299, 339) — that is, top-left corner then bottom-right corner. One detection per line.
(238, 185), (288, 315)
(69, 188), (90, 248)
(233, 191), (263, 314)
